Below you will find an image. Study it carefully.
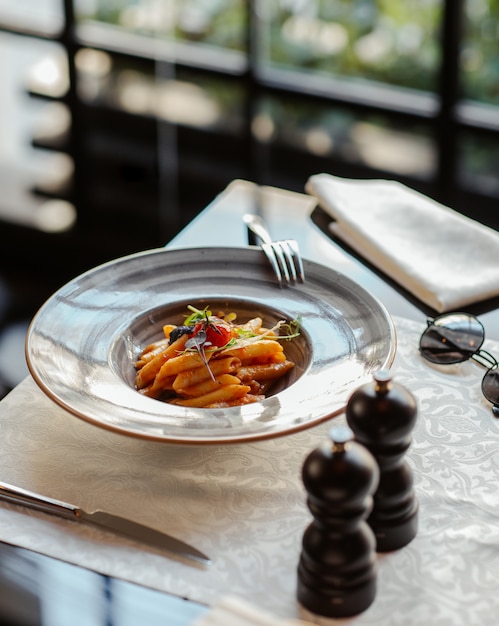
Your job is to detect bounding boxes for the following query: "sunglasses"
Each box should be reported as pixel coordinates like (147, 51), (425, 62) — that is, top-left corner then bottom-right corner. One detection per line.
(419, 312), (499, 417)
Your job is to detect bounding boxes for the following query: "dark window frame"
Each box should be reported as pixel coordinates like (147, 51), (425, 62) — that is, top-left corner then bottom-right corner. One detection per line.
(1, 0), (498, 246)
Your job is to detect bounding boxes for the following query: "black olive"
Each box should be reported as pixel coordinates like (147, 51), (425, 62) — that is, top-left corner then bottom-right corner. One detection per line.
(168, 325), (193, 345)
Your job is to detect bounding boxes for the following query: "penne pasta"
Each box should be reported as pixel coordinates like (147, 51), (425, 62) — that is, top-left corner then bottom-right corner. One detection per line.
(237, 317), (263, 334)
(135, 339), (169, 368)
(139, 375), (176, 399)
(134, 306), (300, 408)
(236, 360), (295, 382)
(205, 394), (264, 408)
(136, 334), (189, 389)
(156, 349), (215, 379)
(172, 357), (241, 393)
(162, 324), (176, 338)
(169, 384), (252, 408)
(220, 339), (284, 362)
(177, 374), (241, 397)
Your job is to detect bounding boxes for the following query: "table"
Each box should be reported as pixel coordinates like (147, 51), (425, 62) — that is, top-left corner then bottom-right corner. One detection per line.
(0, 180), (498, 626)
(169, 180), (499, 338)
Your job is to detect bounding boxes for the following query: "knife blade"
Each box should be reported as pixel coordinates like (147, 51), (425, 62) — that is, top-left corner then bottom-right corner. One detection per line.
(0, 481), (211, 566)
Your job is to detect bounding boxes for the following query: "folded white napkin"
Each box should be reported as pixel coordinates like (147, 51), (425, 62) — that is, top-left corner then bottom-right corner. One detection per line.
(192, 596), (315, 626)
(306, 173), (499, 313)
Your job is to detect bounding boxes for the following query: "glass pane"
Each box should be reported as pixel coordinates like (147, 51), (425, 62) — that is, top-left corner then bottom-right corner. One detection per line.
(462, 0), (499, 105)
(0, 0), (63, 34)
(259, 0), (443, 93)
(460, 130), (499, 195)
(0, 33), (75, 231)
(76, 0), (246, 50)
(76, 51), (244, 132)
(255, 96), (436, 179)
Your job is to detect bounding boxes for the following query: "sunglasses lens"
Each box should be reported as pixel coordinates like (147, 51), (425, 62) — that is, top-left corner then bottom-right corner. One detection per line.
(482, 366), (499, 406)
(420, 313), (485, 364)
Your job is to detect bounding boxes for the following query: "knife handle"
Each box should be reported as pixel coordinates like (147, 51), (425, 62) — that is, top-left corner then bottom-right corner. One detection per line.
(0, 481), (78, 520)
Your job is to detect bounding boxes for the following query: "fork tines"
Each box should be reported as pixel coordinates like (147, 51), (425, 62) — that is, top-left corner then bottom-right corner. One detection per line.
(262, 239), (305, 285)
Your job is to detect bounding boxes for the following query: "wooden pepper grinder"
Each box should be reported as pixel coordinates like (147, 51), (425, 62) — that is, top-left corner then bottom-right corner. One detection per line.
(346, 370), (418, 552)
(297, 425), (379, 618)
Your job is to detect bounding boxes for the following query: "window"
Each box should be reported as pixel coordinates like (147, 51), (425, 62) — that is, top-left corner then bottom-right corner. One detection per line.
(74, 0), (499, 228)
(0, 0), (498, 271)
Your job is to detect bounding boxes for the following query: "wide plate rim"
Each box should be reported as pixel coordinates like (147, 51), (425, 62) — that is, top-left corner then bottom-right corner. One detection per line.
(26, 246), (397, 444)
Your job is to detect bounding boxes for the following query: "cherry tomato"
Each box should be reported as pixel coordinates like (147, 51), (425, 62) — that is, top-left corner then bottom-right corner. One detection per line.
(191, 320), (232, 347)
(205, 323), (232, 347)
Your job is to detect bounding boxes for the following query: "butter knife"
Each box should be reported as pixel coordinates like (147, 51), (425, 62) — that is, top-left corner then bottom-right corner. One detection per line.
(0, 481), (211, 566)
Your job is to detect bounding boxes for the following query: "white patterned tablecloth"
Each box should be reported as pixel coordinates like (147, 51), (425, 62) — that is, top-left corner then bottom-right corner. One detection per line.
(0, 316), (497, 625)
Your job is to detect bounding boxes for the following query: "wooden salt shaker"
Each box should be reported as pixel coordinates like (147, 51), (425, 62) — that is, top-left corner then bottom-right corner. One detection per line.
(297, 425), (379, 618)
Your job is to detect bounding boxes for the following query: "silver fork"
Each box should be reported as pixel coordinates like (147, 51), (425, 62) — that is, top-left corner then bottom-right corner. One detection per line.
(243, 213), (305, 285)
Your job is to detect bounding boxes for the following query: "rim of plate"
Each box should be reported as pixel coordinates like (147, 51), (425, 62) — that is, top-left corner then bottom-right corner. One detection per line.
(25, 246), (397, 444)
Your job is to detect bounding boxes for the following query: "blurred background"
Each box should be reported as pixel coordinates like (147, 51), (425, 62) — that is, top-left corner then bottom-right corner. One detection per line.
(0, 0), (498, 397)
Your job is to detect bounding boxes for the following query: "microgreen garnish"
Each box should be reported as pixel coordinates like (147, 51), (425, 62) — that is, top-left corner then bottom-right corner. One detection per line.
(233, 317), (301, 344)
(184, 305), (211, 325)
(175, 306), (301, 382)
(279, 317), (302, 340)
(185, 329), (216, 382)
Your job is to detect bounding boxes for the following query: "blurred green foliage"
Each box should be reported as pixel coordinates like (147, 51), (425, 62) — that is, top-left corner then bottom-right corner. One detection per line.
(80, 0), (498, 183)
(83, 0), (498, 104)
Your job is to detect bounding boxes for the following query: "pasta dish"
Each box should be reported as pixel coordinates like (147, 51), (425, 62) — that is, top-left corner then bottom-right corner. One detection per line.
(135, 305), (300, 408)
